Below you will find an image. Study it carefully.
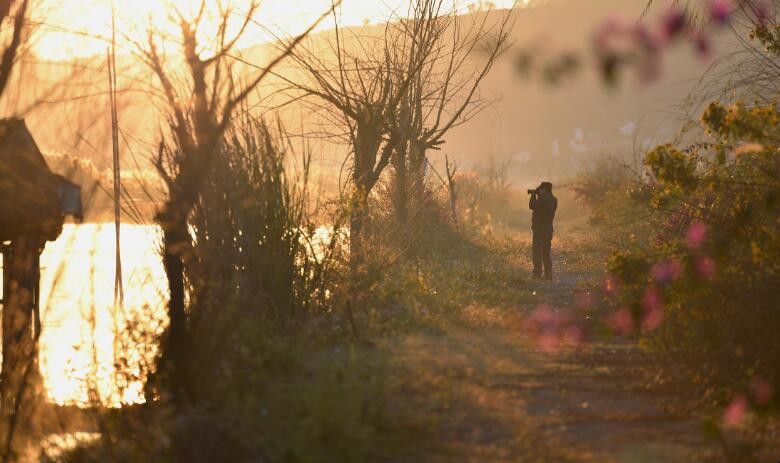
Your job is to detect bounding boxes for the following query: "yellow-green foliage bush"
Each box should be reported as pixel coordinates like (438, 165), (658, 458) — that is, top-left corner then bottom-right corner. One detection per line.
(571, 156), (656, 249)
(607, 102), (780, 416)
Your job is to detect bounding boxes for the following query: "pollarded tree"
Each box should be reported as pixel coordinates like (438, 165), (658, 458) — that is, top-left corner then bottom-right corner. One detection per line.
(282, 8), (438, 269)
(284, 1), (515, 263)
(135, 0), (334, 401)
(388, 0), (515, 224)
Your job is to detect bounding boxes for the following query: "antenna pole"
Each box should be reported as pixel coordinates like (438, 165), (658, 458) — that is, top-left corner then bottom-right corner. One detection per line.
(108, 5), (123, 308)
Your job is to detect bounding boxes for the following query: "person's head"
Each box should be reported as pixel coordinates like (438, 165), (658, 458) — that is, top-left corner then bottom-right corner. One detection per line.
(538, 182), (553, 195)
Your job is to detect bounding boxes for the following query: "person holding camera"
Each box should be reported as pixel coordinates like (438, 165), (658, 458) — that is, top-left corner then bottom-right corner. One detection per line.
(529, 182), (557, 280)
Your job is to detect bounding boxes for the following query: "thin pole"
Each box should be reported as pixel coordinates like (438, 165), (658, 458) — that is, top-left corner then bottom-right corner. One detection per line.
(108, 6), (123, 308)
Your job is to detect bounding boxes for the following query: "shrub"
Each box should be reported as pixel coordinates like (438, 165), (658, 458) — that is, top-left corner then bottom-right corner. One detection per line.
(604, 102), (780, 417)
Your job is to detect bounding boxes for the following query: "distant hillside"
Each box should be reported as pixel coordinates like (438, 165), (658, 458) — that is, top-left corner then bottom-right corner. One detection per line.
(2, 0), (736, 204)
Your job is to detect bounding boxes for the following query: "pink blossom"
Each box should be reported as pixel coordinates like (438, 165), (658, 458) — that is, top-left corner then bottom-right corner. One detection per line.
(710, 0), (733, 24)
(749, 378), (773, 405)
(660, 7), (688, 41)
(686, 221), (708, 249)
(641, 306), (664, 332)
(722, 394), (748, 428)
(749, 1), (773, 25)
(652, 260), (683, 283)
(593, 16), (627, 51)
(608, 308), (634, 336)
(641, 286), (664, 332)
(642, 286), (663, 312)
(694, 256), (717, 280)
(694, 34), (712, 59)
(531, 304), (557, 325)
(537, 333), (560, 353)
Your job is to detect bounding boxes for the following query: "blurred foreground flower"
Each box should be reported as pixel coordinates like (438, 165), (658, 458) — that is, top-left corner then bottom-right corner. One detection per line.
(722, 394), (748, 428)
(710, 0), (734, 25)
(525, 304), (586, 353)
(749, 377), (773, 405)
(686, 221), (708, 249)
(652, 260), (683, 283)
(641, 286), (664, 332)
(660, 7), (688, 41)
(608, 307), (635, 336)
(694, 255), (716, 279)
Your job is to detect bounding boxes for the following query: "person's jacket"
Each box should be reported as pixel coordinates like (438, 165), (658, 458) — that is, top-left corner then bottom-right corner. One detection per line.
(529, 193), (557, 230)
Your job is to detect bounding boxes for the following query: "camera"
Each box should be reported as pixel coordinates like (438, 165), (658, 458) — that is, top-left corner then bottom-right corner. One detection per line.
(527, 189), (538, 195)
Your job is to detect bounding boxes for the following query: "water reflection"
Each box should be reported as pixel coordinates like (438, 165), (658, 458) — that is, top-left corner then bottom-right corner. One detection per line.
(1, 223), (337, 406)
(39, 224), (166, 406)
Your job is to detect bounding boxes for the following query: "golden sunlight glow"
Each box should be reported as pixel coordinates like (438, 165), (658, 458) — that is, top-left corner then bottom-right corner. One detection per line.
(34, 0), (517, 59)
(36, 223), (335, 406)
(39, 224), (166, 406)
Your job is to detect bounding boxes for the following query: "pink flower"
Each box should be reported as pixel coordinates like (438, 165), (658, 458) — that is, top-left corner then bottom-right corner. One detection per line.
(641, 286), (664, 332)
(694, 256), (716, 280)
(722, 394), (748, 428)
(660, 7), (688, 41)
(753, 2), (773, 25)
(608, 308), (634, 336)
(652, 260), (683, 283)
(593, 16), (626, 51)
(694, 34), (712, 59)
(641, 306), (664, 332)
(686, 221), (708, 249)
(531, 304), (557, 324)
(749, 378), (773, 405)
(642, 286), (663, 312)
(710, 0), (733, 24)
(537, 333), (560, 353)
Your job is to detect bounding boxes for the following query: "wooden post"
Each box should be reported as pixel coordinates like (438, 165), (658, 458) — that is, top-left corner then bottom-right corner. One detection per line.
(0, 236), (41, 455)
(1, 244), (8, 306)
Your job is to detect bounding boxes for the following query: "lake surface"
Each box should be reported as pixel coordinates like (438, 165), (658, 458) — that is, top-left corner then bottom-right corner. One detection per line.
(2, 222), (336, 406)
(30, 224), (165, 405)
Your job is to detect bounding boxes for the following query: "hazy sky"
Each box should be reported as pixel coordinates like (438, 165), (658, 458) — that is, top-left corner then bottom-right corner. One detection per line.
(33, 0), (517, 59)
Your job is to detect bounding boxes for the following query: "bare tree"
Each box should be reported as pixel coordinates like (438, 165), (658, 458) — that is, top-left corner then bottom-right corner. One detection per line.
(389, 0), (516, 225)
(284, 0), (514, 265)
(135, 0), (335, 400)
(282, 9), (435, 269)
(0, 0), (27, 98)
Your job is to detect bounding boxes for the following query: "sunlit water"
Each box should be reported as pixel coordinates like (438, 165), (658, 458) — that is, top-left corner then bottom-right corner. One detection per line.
(2, 223), (337, 407)
(38, 224), (167, 406)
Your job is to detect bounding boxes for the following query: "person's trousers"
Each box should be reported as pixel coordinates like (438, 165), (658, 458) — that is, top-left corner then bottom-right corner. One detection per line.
(532, 226), (553, 278)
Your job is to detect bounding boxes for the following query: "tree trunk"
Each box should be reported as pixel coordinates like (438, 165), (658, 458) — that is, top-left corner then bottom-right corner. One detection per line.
(392, 146), (408, 224)
(159, 218), (190, 401)
(408, 143), (427, 215)
(349, 188), (369, 273)
(449, 184), (458, 225)
(1, 236), (40, 457)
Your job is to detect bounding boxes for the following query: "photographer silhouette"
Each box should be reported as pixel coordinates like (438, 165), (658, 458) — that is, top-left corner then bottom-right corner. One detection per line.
(529, 182), (557, 280)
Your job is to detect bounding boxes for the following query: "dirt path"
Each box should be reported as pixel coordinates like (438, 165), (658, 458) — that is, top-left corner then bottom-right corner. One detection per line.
(388, 238), (726, 462)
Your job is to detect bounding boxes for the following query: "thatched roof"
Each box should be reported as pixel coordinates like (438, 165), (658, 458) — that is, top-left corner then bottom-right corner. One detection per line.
(0, 119), (82, 243)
